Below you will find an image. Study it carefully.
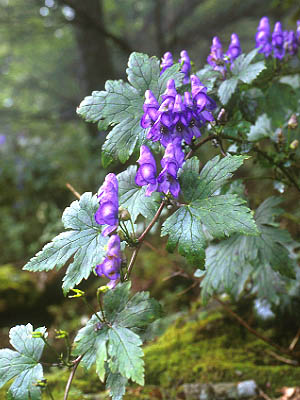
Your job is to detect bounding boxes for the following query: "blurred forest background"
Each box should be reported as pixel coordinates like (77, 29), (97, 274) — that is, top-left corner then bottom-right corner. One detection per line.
(1, 0), (300, 360)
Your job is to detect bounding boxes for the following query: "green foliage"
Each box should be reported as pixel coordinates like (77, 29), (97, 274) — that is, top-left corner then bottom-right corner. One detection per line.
(73, 282), (162, 399)
(23, 192), (109, 294)
(248, 114), (272, 141)
(0, 324), (45, 400)
(218, 49), (266, 105)
(201, 197), (298, 303)
(118, 166), (161, 222)
(161, 156), (258, 265)
(77, 52), (183, 166)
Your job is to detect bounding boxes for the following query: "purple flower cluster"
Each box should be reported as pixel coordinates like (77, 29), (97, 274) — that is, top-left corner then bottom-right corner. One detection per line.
(141, 77), (216, 148)
(135, 141), (184, 198)
(160, 50), (191, 83)
(207, 34), (242, 75)
(256, 17), (299, 58)
(138, 77), (216, 198)
(95, 235), (121, 289)
(95, 173), (119, 236)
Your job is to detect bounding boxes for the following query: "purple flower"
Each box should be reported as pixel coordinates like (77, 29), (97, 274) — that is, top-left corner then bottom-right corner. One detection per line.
(255, 17), (272, 57)
(160, 51), (173, 75)
(141, 90), (159, 129)
(284, 30), (298, 56)
(179, 50), (191, 84)
(297, 21), (300, 45)
(161, 79), (177, 102)
(95, 173), (119, 236)
(135, 145), (158, 196)
(183, 92), (202, 143)
(147, 97), (177, 147)
(158, 139), (184, 198)
(207, 36), (226, 76)
(95, 235), (121, 282)
(226, 33), (242, 64)
(272, 22), (285, 60)
(173, 93), (196, 144)
(190, 75), (216, 123)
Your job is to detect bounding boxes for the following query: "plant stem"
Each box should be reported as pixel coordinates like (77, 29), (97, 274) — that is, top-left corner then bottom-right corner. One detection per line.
(63, 355), (82, 400)
(124, 201), (166, 280)
(46, 384), (55, 400)
(81, 297), (103, 324)
(41, 337), (68, 367)
(185, 134), (216, 159)
(65, 183), (81, 199)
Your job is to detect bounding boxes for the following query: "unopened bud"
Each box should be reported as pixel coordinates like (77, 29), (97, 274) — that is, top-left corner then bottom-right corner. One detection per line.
(217, 108), (227, 124)
(290, 140), (299, 150)
(118, 207), (131, 221)
(97, 285), (109, 294)
(32, 331), (44, 338)
(55, 330), (68, 339)
(276, 128), (284, 144)
(288, 114), (298, 129)
(68, 288), (85, 298)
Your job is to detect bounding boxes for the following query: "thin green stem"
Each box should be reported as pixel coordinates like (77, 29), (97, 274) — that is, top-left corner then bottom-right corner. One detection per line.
(41, 337), (68, 367)
(46, 384), (55, 400)
(81, 297), (103, 324)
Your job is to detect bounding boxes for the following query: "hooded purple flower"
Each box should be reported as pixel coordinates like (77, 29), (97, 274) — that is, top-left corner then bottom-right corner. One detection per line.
(255, 17), (272, 57)
(172, 93), (197, 144)
(95, 173), (119, 236)
(160, 51), (173, 75)
(284, 30), (298, 56)
(95, 235), (121, 283)
(135, 145), (158, 196)
(141, 90), (160, 129)
(190, 75), (216, 123)
(179, 50), (191, 84)
(158, 139), (184, 198)
(207, 37), (226, 76)
(226, 33), (242, 64)
(272, 22), (285, 59)
(183, 92), (202, 143)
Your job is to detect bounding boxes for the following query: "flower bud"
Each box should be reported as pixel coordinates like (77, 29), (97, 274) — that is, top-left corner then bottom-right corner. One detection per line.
(290, 140), (299, 150)
(288, 114), (298, 129)
(118, 207), (131, 221)
(32, 331), (44, 338)
(97, 285), (109, 294)
(276, 128), (284, 144)
(217, 108), (227, 124)
(68, 288), (85, 298)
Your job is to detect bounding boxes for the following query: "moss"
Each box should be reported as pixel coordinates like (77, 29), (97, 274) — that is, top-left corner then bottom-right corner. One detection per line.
(0, 264), (38, 312)
(144, 311), (300, 396)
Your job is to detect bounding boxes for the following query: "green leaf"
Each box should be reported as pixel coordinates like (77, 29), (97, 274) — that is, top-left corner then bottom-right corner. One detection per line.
(78, 52), (183, 166)
(0, 324), (45, 400)
(23, 193), (109, 294)
(248, 114), (272, 141)
(73, 314), (108, 370)
(104, 282), (132, 323)
(96, 338), (108, 382)
(108, 326), (144, 385)
(195, 65), (220, 92)
(237, 61), (266, 84)
(265, 82), (297, 126)
(162, 156), (258, 264)
(118, 165), (161, 222)
(231, 48), (265, 84)
(106, 370), (128, 400)
(113, 291), (163, 329)
(218, 77), (238, 105)
(201, 197), (298, 303)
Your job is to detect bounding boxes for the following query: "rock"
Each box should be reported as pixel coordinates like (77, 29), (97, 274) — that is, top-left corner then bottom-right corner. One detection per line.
(182, 383), (215, 400)
(181, 381), (258, 400)
(237, 380), (258, 398)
